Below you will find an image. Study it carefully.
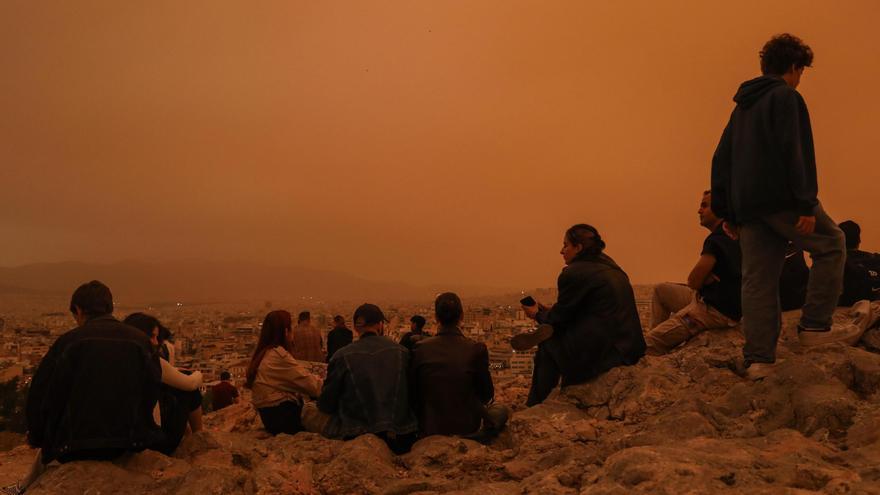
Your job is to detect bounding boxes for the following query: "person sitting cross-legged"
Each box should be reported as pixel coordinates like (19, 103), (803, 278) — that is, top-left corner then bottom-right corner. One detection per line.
(410, 293), (509, 441)
(302, 303), (418, 454)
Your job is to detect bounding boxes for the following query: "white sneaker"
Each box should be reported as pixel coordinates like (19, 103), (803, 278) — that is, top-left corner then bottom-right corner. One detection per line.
(798, 322), (864, 347)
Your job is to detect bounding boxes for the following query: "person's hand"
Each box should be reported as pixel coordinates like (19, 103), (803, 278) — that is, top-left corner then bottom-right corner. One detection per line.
(522, 303), (540, 320)
(795, 215), (816, 235)
(722, 221), (739, 240)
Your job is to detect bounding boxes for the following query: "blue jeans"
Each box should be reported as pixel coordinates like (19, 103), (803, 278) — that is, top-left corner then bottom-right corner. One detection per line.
(739, 203), (845, 364)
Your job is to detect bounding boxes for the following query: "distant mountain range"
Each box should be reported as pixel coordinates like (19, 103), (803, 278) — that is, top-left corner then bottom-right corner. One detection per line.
(0, 261), (514, 304)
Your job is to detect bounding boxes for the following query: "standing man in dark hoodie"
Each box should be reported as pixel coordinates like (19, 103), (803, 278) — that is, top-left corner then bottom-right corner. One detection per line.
(711, 34), (845, 380)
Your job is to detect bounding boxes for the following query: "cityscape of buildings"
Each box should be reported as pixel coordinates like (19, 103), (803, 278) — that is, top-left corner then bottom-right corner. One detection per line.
(0, 286), (654, 390)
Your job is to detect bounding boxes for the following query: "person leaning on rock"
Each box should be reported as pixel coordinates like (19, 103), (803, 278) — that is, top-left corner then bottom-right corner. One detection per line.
(409, 293), (509, 441)
(302, 303), (418, 454)
(246, 310), (323, 435)
(837, 220), (880, 306)
(711, 33), (846, 379)
(511, 224), (646, 406)
(18, 281), (164, 494)
(645, 190), (742, 355)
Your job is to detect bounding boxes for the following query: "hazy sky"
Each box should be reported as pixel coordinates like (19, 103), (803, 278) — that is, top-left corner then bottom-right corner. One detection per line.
(2, 1), (878, 290)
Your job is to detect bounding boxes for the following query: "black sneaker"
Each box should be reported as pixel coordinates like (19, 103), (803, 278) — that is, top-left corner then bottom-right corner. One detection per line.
(797, 324), (831, 333)
(510, 324), (554, 351)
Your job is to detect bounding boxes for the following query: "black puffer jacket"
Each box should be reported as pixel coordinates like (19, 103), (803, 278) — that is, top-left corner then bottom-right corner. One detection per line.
(26, 315), (163, 463)
(536, 253), (646, 385)
(711, 75), (819, 223)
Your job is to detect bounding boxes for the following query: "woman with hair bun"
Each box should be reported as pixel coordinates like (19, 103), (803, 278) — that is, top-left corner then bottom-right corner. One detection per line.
(512, 224), (646, 406)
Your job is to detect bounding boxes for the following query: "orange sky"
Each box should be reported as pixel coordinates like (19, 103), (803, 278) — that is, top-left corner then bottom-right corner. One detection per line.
(1, 1), (878, 290)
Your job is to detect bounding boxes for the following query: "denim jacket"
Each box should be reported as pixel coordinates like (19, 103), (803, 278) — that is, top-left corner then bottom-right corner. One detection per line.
(317, 333), (418, 439)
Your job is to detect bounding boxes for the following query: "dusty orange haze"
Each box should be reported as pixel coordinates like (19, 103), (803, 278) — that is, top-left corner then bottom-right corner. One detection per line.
(1, 1), (878, 292)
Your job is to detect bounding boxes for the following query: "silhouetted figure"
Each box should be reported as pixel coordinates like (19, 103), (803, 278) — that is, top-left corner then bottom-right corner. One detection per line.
(410, 293), (509, 439)
(212, 371), (240, 411)
(399, 315), (427, 351)
(326, 315), (353, 363)
(514, 224), (646, 406)
(302, 303), (418, 454)
(292, 311), (324, 362)
(711, 33), (845, 379)
(23, 281), (162, 492)
(838, 220), (880, 305)
(646, 191), (741, 355)
(246, 310), (322, 435)
(125, 312), (203, 455)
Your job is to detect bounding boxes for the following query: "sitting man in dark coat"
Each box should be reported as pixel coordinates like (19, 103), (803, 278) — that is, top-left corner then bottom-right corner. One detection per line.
(22, 281), (163, 492)
(512, 224), (646, 406)
(410, 293), (509, 439)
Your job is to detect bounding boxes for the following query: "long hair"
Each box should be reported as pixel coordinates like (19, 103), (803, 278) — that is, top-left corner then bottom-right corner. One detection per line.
(123, 312), (161, 340)
(246, 310), (293, 388)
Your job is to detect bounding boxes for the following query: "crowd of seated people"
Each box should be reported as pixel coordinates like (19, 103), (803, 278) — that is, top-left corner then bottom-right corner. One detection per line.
(12, 212), (877, 493)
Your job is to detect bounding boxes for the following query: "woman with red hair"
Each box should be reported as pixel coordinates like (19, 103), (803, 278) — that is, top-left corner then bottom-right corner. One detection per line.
(246, 310), (322, 435)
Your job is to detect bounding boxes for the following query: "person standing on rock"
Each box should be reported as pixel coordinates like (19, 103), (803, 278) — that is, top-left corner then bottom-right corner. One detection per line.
(292, 311), (324, 362)
(511, 224), (646, 406)
(410, 293), (509, 440)
(246, 310), (323, 435)
(711, 33), (846, 379)
(398, 315), (428, 351)
(302, 303), (418, 454)
(20, 281), (163, 493)
(644, 190), (742, 354)
(326, 315), (353, 362)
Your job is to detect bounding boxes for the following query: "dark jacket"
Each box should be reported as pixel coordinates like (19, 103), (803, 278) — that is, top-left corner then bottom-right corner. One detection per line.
(536, 253), (645, 385)
(318, 333), (418, 439)
(711, 76), (819, 223)
(409, 326), (494, 436)
(26, 315), (163, 463)
(398, 331), (427, 351)
(326, 325), (353, 363)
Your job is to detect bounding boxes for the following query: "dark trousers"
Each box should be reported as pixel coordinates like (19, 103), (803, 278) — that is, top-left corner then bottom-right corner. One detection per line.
(258, 401), (304, 435)
(156, 386), (202, 455)
(739, 204), (845, 364)
(526, 338), (625, 407)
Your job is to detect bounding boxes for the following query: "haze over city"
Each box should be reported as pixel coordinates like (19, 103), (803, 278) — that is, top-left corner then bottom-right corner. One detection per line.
(2, 0), (878, 295)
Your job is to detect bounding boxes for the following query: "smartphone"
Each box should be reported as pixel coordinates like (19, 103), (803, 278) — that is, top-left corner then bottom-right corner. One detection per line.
(520, 296), (537, 307)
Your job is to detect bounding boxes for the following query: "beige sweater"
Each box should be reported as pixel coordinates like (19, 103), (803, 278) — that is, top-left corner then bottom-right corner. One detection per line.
(251, 347), (322, 409)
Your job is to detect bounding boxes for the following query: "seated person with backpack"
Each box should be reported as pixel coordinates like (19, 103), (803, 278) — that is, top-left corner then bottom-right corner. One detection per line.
(838, 220), (880, 306)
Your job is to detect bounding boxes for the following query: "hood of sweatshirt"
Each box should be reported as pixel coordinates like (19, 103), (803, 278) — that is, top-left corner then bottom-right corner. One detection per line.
(733, 75), (787, 109)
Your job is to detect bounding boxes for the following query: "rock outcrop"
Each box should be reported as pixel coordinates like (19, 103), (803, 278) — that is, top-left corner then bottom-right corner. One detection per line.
(2, 306), (879, 494)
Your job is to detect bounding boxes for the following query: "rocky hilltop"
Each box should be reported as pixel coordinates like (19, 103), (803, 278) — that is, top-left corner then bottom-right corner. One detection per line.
(2, 307), (880, 494)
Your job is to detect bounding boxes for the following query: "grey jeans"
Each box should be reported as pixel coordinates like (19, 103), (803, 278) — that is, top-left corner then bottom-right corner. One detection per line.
(739, 203), (845, 364)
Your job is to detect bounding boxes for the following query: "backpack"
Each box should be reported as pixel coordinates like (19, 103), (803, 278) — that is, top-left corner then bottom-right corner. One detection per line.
(840, 251), (880, 306)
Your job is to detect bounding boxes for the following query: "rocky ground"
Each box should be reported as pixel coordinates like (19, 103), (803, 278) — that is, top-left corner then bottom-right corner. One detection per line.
(2, 306), (880, 494)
